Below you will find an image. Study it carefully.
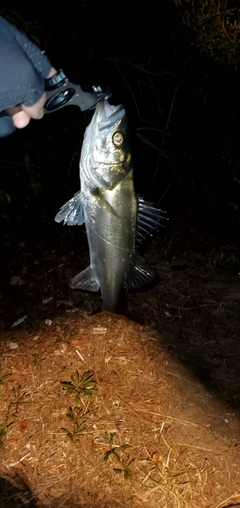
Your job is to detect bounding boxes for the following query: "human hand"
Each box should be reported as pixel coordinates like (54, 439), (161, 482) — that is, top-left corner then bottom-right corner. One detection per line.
(6, 67), (57, 129)
(0, 16), (57, 137)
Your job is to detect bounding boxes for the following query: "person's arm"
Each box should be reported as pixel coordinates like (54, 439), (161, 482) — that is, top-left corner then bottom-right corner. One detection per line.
(0, 16), (57, 136)
(0, 16), (52, 82)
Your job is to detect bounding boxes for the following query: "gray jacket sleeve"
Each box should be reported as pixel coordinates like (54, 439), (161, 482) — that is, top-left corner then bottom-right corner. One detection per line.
(0, 16), (52, 110)
(0, 16), (51, 78)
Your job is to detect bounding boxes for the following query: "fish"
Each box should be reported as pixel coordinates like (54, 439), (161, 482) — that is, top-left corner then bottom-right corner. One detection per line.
(55, 100), (166, 313)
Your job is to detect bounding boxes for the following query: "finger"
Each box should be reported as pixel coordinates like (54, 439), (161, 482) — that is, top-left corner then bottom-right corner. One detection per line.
(47, 67), (58, 78)
(12, 111), (31, 129)
(22, 91), (47, 120)
(5, 106), (30, 129)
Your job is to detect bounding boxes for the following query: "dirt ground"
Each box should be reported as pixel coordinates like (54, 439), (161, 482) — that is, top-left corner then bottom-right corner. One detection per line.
(0, 211), (240, 508)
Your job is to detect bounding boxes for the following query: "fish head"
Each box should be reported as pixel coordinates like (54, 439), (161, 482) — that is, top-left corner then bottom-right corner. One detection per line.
(82, 100), (132, 190)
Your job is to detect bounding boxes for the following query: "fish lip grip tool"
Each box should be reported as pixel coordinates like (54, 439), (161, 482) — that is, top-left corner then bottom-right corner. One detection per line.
(44, 69), (112, 113)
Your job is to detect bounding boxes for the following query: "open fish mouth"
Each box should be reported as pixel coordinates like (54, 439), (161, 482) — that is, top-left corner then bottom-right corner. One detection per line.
(96, 100), (125, 130)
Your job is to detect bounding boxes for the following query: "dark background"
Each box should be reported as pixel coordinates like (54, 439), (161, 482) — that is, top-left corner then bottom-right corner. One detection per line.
(0, 1), (239, 416)
(1, 0), (240, 253)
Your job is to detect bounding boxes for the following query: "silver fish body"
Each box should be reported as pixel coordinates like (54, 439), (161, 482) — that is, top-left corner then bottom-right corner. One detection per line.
(55, 100), (166, 312)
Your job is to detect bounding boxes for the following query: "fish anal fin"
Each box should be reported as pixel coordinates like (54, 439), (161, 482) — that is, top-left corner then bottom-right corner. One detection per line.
(70, 266), (100, 292)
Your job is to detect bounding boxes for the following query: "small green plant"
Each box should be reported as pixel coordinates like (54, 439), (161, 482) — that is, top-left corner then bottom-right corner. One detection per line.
(0, 365), (12, 386)
(104, 432), (131, 462)
(56, 325), (77, 344)
(0, 421), (14, 448)
(60, 371), (97, 405)
(26, 353), (45, 369)
(61, 407), (88, 442)
(103, 433), (133, 478)
(113, 457), (135, 480)
(10, 385), (30, 413)
(103, 433), (134, 480)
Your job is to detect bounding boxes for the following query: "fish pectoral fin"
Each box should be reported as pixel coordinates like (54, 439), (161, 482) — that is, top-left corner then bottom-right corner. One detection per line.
(91, 188), (117, 216)
(137, 195), (168, 243)
(70, 266), (100, 292)
(125, 253), (156, 289)
(55, 191), (85, 226)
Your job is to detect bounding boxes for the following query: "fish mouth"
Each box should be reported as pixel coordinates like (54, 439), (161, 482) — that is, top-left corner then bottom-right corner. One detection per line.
(96, 100), (125, 129)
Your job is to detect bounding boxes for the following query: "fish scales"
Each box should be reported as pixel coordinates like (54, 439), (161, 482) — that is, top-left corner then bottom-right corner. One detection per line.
(81, 170), (137, 311)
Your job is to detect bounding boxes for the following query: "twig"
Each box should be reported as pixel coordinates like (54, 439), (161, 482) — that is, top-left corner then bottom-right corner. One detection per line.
(8, 452), (31, 467)
(75, 349), (85, 363)
(149, 77), (181, 197)
(105, 55), (176, 77)
(114, 60), (140, 119)
(137, 126), (166, 134)
(136, 133), (167, 154)
(157, 182), (172, 207)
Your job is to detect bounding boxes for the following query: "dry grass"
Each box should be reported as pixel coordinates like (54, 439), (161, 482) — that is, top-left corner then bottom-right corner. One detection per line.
(0, 310), (239, 507)
(0, 217), (240, 507)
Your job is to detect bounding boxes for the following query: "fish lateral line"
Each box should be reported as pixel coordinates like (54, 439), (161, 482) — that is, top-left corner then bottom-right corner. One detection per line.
(90, 226), (135, 253)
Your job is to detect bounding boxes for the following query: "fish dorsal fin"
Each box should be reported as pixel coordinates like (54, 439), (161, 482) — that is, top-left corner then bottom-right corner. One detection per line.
(137, 196), (167, 243)
(125, 253), (156, 289)
(70, 266), (100, 292)
(55, 191), (85, 226)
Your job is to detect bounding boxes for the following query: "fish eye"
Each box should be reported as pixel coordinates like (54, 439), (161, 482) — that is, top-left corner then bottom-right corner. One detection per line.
(113, 132), (124, 146)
